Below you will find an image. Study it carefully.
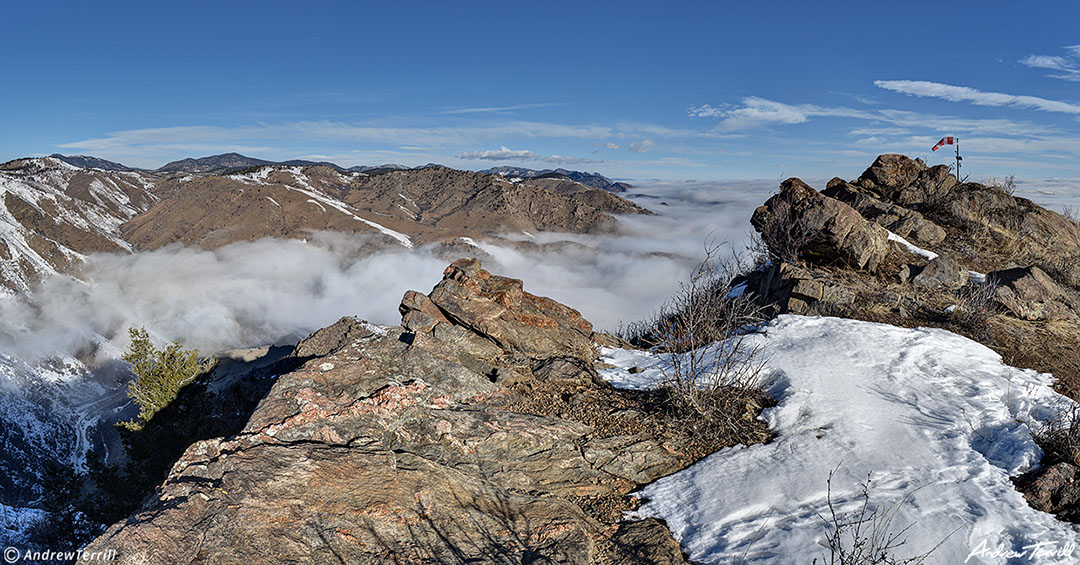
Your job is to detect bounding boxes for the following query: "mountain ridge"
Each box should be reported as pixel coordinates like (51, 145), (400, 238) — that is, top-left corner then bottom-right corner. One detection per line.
(48, 154), (141, 172)
(0, 157), (651, 293)
(482, 165), (633, 193)
(41, 153), (633, 192)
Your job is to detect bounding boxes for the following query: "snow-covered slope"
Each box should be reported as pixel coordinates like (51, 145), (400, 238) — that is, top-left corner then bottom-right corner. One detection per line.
(0, 351), (126, 544)
(122, 165), (424, 250)
(0, 157), (158, 293)
(601, 315), (1080, 564)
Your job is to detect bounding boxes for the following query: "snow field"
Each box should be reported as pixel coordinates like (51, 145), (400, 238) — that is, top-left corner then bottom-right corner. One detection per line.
(600, 315), (1080, 564)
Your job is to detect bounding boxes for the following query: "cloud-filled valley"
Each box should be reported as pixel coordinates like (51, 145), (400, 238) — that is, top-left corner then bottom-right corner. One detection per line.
(4, 175), (1077, 368)
(0, 180), (780, 365)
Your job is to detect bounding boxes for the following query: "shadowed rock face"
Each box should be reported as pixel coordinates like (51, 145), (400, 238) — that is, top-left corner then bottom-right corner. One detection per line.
(80, 261), (691, 564)
(823, 177), (946, 246)
(988, 266), (1078, 321)
(751, 177), (891, 271)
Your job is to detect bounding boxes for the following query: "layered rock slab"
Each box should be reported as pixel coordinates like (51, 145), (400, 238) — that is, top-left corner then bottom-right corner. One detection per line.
(81, 261), (691, 564)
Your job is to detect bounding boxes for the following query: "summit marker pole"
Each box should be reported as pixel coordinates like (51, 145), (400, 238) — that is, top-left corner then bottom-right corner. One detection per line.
(955, 137), (962, 181)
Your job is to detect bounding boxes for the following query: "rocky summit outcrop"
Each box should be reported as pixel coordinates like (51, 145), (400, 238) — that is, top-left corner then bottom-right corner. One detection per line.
(745, 155), (1080, 323)
(80, 260), (698, 564)
(822, 177), (946, 246)
(751, 177), (891, 271)
(743, 154), (1080, 524)
(402, 258), (600, 363)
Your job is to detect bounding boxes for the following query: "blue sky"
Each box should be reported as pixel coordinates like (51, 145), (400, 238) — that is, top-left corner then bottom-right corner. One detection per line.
(3, 0), (1080, 181)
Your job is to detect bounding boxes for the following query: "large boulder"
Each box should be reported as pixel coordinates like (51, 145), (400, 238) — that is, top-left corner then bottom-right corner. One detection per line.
(1012, 198), (1080, 258)
(856, 154), (927, 194)
(903, 164), (958, 206)
(823, 178), (946, 246)
(851, 156), (958, 207)
(946, 183), (1019, 225)
(749, 262), (827, 315)
(751, 178), (891, 270)
(403, 258), (599, 362)
(988, 266), (1077, 321)
(912, 255), (970, 289)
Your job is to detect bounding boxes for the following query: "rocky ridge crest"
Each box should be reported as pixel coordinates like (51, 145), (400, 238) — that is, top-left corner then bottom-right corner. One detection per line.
(78, 259), (732, 563)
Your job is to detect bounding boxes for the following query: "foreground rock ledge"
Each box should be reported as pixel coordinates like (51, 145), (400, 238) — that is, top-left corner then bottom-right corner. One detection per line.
(80, 259), (691, 564)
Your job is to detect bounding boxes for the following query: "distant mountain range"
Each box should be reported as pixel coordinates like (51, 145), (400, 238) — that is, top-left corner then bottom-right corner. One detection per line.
(155, 153), (416, 175)
(44, 153), (630, 192)
(49, 154), (141, 171)
(480, 166), (633, 193)
(0, 155), (650, 295)
(156, 152), (275, 174)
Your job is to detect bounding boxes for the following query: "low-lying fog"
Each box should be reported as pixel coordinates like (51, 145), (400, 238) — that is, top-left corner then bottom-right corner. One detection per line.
(0, 180), (779, 362)
(1, 177), (1077, 365)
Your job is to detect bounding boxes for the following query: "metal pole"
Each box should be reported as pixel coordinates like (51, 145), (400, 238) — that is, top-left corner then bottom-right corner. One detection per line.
(955, 137), (961, 182)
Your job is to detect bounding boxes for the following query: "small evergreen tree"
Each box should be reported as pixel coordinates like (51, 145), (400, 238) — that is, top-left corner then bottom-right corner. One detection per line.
(118, 327), (212, 431)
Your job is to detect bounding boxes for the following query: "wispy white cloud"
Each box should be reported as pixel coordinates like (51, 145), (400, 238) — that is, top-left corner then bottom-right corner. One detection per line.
(438, 103), (565, 115)
(1021, 55), (1075, 72)
(1020, 45), (1080, 81)
(873, 109), (1060, 136)
(689, 98), (874, 131)
(456, 146), (536, 160)
(693, 91), (1064, 140)
(687, 104), (727, 119)
(61, 121), (618, 152)
(849, 127), (910, 137)
(858, 134), (1080, 163)
(455, 146), (599, 164)
(628, 139), (655, 153)
(593, 141), (620, 154)
(59, 118), (712, 168)
(59, 120), (632, 168)
(874, 80), (1080, 114)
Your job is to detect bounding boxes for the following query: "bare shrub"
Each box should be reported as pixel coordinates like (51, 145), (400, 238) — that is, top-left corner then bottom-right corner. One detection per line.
(918, 168), (961, 220)
(1063, 206), (1080, 227)
(621, 241), (771, 447)
(947, 280), (1000, 330)
(754, 198), (815, 264)
(985, 174), (1017, 196)
(814, 469), (948, 565)
(1032, 404), (1080, 467)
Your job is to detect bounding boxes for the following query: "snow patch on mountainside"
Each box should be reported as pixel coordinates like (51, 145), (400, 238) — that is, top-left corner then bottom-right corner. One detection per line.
(600, 315), (1080, 564)
(0, 159), (157, 292)
(0, 503), (45, 545)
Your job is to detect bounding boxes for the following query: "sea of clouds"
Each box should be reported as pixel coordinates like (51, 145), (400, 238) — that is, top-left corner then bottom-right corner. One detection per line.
(0, 180), (782, 363)
(0, 176), (1077, 365)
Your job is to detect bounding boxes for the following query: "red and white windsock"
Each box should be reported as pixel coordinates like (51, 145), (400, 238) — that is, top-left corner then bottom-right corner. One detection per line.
(932, 136), (955, 152)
